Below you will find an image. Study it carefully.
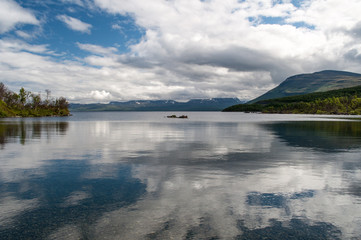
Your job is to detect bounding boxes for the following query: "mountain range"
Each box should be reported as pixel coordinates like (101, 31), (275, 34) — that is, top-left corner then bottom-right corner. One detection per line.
(70, 70), (361, 112)
(69, 98), (244, 112)
(249, 70), (361, 103)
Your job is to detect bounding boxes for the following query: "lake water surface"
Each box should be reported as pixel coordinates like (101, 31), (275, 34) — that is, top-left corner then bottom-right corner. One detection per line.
(1, 112), (361, 239)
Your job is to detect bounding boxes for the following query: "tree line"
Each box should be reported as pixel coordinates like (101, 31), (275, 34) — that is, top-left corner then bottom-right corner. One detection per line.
(0, 82), (69, 117)
(260, 95), (361, 115)
(223, 85), (361, 115)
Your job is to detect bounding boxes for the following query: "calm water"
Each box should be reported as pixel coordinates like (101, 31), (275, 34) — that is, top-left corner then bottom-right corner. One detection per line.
(1, 112), (361, 239)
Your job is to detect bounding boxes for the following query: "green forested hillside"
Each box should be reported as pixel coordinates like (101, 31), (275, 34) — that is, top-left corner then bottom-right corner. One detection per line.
(249, 70), (361, 103)
(0, 83), (70, 117)
(223, 85), (361, 115)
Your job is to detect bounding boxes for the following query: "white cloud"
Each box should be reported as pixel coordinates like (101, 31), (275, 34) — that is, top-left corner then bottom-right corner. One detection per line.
(77, 43), (118, 56)
(2, 0), (361, 103)
(287, 0), (361, 31)
(57, 14), (92, 34)
(0, 0), (39, 33)
(0, 39), (49, 54)
(77, 43), (121, 67)
(15, 30), (32, 39)
(61, 0), (84, 6)
(83, 56), (120, 67)
(89, 90), (112, 101)
(92, 0), (361, 87)
(112, 24), (122, 30)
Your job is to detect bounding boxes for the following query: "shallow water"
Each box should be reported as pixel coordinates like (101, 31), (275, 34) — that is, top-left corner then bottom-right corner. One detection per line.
(1, 112), (361, 239)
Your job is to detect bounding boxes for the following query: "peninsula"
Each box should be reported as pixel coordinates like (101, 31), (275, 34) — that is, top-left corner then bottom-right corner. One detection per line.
(0, 83), (69, 118)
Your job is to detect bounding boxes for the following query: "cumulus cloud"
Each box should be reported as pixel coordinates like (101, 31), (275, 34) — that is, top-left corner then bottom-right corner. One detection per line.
(2, 0), (361, 102)
(57, 15), (92, 34)
(89, 90), (113, 101)
(93, 0), (361, 87)
(0, 0), (39, 33)
(287, 0), (361, 31)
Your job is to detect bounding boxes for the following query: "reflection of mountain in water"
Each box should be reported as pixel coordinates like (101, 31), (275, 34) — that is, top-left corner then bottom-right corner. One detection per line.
(264, 121), (361, 151)
(0, 121), (68, 146)
(0, 160), (146, 239)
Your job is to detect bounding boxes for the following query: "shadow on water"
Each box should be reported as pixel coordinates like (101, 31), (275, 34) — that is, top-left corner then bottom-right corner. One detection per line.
(0, 121), (69, 147)
(0, 160), (147, 239)
(263, 121), (361, 152)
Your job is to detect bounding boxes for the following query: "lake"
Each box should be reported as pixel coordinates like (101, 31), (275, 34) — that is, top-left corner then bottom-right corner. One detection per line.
(1, 112), (361, 239)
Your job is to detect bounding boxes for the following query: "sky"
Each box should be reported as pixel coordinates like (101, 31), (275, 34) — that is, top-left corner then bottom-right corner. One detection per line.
(1, 0), (361, 103)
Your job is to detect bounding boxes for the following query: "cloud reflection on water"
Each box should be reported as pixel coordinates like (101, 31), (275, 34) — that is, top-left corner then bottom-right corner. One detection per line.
(87, 120), (361, 239)
(0, 115), (361, 239)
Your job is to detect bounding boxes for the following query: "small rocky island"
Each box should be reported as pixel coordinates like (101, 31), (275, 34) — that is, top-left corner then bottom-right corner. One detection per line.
(167, 115), (188, 119)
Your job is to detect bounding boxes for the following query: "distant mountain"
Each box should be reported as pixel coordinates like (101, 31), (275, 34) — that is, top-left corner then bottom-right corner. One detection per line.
(249, 70), (361, 103)
(69, 98), (244, 112)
